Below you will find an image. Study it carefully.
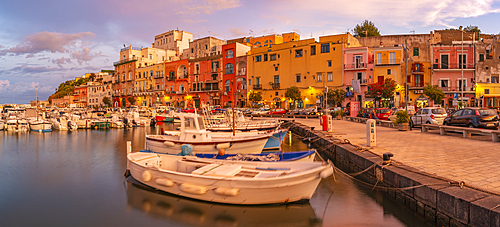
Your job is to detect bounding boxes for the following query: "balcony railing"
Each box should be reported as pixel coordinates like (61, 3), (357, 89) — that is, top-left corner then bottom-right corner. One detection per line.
(176, 90), (186, 94)
(439, 86), (474, 92)
(253, 84), (262, 90)
(432, 63), (475, 70)
(272, 83), (280, 89)
(113, 56), (138, 66)
(375, 59), (401, 66)
(344, 63), (367, 70)
(359, 79), (367, 85)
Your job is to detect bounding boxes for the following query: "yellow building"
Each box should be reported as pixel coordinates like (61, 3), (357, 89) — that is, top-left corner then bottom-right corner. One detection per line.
(135, 65), (155, 106)
(475, 83), (500, 108)
(247, 33), (360, 108)
(372, 46), (404, 107)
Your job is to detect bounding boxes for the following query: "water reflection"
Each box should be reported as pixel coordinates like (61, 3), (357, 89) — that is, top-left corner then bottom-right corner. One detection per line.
(126, 178), (320, 227)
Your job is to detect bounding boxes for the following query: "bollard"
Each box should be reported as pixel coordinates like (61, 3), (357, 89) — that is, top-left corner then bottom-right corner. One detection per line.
(125, 141), (132, 177)
(366, 119), (376, 147)
(327, 115), (333, 132)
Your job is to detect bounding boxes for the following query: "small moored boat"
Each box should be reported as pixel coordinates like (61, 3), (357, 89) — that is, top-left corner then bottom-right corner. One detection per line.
(127, 152), (333, 205)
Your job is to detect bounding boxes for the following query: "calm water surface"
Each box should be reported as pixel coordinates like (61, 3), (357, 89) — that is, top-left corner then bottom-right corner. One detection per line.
(0, 123), (430, 226)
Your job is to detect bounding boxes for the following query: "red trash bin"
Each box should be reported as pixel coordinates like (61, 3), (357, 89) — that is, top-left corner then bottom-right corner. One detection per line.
(322, 115), (327, 131)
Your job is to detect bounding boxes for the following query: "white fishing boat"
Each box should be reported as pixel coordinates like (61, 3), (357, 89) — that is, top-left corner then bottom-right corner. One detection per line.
(29, 119), (52, 132)
(6, 118), (29, 132)
(127, 152), (333, 205)
(146, 113), (271, 155)
(0, 119), (5, 130)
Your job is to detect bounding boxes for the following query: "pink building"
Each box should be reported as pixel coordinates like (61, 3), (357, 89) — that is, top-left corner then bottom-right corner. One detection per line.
(431, 44), (475, 107)
(343, 47), (374, 106)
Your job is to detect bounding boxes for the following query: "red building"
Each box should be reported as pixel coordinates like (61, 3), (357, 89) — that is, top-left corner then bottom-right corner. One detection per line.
(74, 85), (88, 108)
(188, 55), (223, 107)
(164, 59), (189, 107)
(222, 43), (250, 107)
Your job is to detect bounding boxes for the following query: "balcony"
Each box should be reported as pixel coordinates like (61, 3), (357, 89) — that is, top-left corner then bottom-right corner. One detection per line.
(167, 77), (175, 81)
(411, 63), (425, 74)
(253, 84), (262, 90)
(344, 63), (367, 70)
(113, 56), (138, 66)
(272, 83), (280, 90)
(439, 86), (474, 93)
(176, 90), (186, 94)
(432, 63), (475, 70)
(359, 78), (367, 85)
(375, 59), (401, 66)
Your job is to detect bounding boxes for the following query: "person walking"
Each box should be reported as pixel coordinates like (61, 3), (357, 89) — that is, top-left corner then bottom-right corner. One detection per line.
(370, 109), (379, 119)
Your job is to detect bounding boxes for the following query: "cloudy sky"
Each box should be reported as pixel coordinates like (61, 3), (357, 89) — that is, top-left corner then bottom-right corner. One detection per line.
(1, 0), (500, 104)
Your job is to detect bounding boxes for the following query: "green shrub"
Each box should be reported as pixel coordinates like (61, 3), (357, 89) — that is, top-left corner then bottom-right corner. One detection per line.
(396, 110), (410, 124)
(334, 109), (344, 117)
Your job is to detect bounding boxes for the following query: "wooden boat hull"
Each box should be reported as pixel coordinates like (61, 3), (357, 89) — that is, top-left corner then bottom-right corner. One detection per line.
(30, 122), (53, 132)
(140, 149), (317, 162)
(146, 134), (270, 155)
(128, 153), (332, 205)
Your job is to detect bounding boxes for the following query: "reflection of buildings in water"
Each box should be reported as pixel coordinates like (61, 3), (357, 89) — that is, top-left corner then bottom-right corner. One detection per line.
(125, 178), (320, 227)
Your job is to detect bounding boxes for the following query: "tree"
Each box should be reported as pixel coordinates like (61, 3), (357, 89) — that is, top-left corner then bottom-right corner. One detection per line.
(327, 88), (347, 107)
(423, 84), (445, 106)
(127, 97), (136, 106)
(366, 78), (397, 107)
(284, 86), (302, 109)
(353, 20), (381, 37)
(464, 25), (481, 38)
(102, 97), (111, 107)
(248, 91), (262, 107)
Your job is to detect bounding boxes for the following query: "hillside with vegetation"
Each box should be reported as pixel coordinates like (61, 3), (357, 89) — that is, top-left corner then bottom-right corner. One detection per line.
(48, 74), (95, 102)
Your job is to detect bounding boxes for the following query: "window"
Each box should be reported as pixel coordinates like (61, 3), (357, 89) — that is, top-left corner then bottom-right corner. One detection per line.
(275, 92), (279, 96)
(479, 54), (484, 61)
(295, 49), (303, 57)
(255, 55), (262, 62)
(227, 50), (233, 58)
(328, 60), (332, 67)
(492, 75), (499, 83)
(413, 48), (419, 56)
(212, 61), (219, 72)
(225, 80), (230, 93)
(296, 74), (301, 83)
(317, 73), (322, 82)
(327, 72), (333, 81)
(264, 54), (268, 61)
(270, 54), (277, 61)
(224, 63), (234, 74)
(377, 53), (382, 64)
(275, 67), (278, 71)
(256, 77), (261, 85)
(440, 79), (449, 88)
(387, 69), (391, 75)
(248, 79), (251, 85)
(274, 75), (279, 85)
(389, 52), (395, 64)
(211, 74), (217, 80)
(485, 89), (490, 94)
(321, 43), (330, 53)
(311, 45), (316, 55)
(458, 54), (466, 69)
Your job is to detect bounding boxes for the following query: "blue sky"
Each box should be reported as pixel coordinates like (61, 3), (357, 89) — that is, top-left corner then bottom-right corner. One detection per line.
(1, 0), (500, 104)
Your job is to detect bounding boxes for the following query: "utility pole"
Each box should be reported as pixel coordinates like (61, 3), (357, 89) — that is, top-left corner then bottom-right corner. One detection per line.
(405, 39), (408, 111)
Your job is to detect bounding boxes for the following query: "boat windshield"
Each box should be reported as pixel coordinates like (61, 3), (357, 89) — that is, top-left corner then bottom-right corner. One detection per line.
(198, 117), (205, 130)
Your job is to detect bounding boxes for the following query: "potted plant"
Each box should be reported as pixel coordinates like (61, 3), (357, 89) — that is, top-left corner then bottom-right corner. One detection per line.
(334, 109), (344, 120)
(396, 110), (410, 131)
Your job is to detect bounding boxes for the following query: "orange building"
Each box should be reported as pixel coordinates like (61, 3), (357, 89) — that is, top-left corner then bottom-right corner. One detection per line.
(164, 59), (189, 107)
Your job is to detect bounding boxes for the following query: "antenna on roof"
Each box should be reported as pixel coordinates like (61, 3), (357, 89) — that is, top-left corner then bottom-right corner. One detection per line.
(410, 30), (415, 34)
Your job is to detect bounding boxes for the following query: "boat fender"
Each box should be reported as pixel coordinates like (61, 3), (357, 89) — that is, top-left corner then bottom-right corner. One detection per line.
(214, 187), (239, 197)
(179, 183), (207, 195)
(320, 167), (334, 179)
(142, 171), (152, 182)
(216, 143), (231, 150)
(155, 178), (174, 187)
(164, 141), (175, 147)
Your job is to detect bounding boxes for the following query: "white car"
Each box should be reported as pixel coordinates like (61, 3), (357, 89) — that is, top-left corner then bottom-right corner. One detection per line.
(410, 107), (448, 127)
(251, 108), (270, 114)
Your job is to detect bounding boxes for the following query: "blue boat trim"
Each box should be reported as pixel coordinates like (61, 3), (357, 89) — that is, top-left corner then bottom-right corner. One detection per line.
(139, 149), (316, 162)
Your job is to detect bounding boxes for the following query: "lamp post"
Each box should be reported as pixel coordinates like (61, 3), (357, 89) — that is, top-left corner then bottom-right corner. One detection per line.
(461, 31), (464, 107)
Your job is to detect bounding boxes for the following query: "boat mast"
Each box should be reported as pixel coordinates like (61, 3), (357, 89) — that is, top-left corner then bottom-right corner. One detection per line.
(232, 79), (236, 136)
(36, 86), (38, 121)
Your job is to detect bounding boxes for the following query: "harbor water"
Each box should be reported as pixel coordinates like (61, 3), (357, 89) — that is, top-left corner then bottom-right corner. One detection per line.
(0, 123), (430, 226)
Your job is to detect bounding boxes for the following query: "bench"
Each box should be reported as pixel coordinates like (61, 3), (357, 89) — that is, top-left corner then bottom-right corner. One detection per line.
(420, 124), (500, 142)
(377, 120), (395, 128)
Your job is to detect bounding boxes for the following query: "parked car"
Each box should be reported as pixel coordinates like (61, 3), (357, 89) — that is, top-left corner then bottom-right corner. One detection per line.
(182, 107), (195, 113)
(358, 108), (374, 118)
(286, 108), (303, 115)
(299, 108), (318, 115)
(443, 107), (499, 129)
(410, 107), (447, 127)
(251, 108), (270, 114)
(375, 108), (391, 120)
(269, 108), (286, 115)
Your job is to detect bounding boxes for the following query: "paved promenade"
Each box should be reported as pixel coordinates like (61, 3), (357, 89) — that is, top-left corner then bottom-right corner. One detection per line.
(267, 117), (500, 195)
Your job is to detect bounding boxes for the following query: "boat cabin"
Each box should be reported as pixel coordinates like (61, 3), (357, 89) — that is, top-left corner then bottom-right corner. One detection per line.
(178, 113), (212, 142)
